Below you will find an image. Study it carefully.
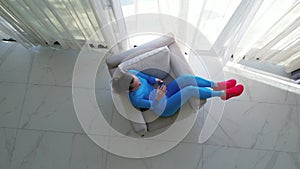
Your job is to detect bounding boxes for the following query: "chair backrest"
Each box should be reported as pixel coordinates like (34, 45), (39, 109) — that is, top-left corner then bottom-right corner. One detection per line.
(106, 33), (175, 76)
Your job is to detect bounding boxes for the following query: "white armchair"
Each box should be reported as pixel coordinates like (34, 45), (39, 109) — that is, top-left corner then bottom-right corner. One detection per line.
(106, 33), (206, 136)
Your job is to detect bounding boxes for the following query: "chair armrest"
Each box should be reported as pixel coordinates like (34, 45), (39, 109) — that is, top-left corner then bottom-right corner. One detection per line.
(168, 42), (194, 76)
(111, 91), (148, 136)
(130, 121), (147, 136)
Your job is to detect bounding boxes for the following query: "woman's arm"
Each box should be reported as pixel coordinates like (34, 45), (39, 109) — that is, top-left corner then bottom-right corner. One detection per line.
(130, 97), (158, 109)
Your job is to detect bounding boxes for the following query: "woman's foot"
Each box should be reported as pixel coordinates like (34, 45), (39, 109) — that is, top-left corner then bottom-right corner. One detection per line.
(221, 84), (244, 100)
(212, 79), (236, 91)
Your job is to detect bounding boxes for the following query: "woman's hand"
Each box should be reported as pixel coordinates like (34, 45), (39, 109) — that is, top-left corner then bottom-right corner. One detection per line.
(156, 85), (167, 101)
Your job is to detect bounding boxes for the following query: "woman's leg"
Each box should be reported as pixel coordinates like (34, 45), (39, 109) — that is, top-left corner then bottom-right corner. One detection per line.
(160, 86), (222, 117)
(166, 74), (215, 97)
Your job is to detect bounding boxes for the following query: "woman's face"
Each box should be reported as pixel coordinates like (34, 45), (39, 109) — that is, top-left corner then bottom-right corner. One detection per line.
(129, 75), (141, 91)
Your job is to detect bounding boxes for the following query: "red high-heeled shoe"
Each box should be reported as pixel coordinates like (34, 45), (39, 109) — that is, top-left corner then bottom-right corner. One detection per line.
(221, 84), (244, 100)
(213, 79), (236, 91)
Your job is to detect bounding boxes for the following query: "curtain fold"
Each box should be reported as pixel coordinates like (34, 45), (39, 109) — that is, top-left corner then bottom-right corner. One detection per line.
(212, 0), (264, 63)
(0, 0), (127, 51)
(234, 0), (300, 73)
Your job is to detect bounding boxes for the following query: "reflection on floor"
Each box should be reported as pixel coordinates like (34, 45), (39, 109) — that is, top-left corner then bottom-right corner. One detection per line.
(0, 42), (299, 169)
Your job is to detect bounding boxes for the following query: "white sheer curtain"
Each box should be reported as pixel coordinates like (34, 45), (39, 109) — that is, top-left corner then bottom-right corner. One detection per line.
(121, 0), (242, 47)
(120, 0), (300, 73)
(0, 0), (299, 71)
(0, 0), (127, 52)
(234, 0), (300, 73)
(120, 0), (261, 58)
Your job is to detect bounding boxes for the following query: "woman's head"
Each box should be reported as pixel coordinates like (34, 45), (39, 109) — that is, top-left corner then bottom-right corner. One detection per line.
(128, 75), (141, 91)
(111, 72), (139, 93)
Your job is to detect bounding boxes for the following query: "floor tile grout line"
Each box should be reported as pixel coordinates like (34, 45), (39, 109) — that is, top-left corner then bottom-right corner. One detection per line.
(194, 144), (203, 169)
(104, 151), (109, 169)
(26, 50), (36, 83)
(225, 99), (299, 106)
(285, 84), (300, 156)
(0, 81), (28, 85)
(0, 126), (142, 139)
(16, 46), (36, 129)
(7, 49), (36, 169)
(7, 129), (19, 169)
(297, 106), (300, 158)
(202, 142), (300, 154)
(2, 127), (87, 135)
(0, 81), (112, 90)
(176, 128), (300, 153)
(202, 144), (204, 169)
(27, 83), (73, 88)
(67, 133), (76, 169)
(7, 71), (30, 169)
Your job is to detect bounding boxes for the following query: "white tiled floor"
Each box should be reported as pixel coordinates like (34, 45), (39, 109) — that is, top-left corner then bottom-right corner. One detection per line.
(0, 42), (299, 169)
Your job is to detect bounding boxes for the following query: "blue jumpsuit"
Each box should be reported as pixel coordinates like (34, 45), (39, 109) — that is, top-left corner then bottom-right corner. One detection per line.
(128, 70), (222, 117)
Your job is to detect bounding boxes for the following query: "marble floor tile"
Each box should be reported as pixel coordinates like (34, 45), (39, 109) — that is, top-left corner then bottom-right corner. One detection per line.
(0, 43), (33, 83)
(245, 80), (289, 104)
(182, 105), (209, 144)
(73, 88), (114, 135)
(96, 63), (112, 90)
(69, 134), (107, 169)
(0, 128), (17, 169)
(0, 41), (9, 49)
(109, 105), (133, 136)
(106, 142), (202, 169)
(9, 129), (73, 169)
(0, 42), (15, 56)
(106, 153), (148, 169)
(206, 101), (299, 152)
(203, 145), (300, 169)
(298, 106), (300, 153)
(296, 95), (300, 107)
(71, 48), (108, 89)
(224, 71), (291, 104)
(29, 48), (79, 87)
(253, 104), (299, 152)
(0, 82), (27, 128)
(18, 85), (84, 133)
(96, 89), (115, 125)
(96, 89), (115, 114)
(285, 91), (298, 106)
(145, 142), (203, 169)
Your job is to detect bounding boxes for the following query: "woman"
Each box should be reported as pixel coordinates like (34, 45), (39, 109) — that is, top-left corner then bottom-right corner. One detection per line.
(112, 69), (244, 117)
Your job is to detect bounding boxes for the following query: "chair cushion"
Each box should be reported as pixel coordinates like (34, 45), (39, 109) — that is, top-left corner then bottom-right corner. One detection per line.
(118, 46), (170, 79)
